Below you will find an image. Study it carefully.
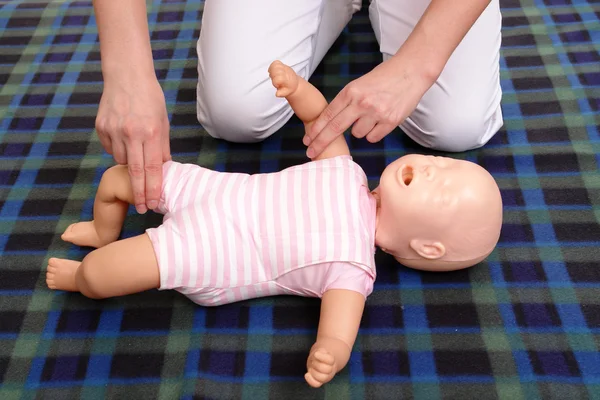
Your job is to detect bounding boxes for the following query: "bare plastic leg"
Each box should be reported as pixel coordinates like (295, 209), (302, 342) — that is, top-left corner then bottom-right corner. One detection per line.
(49, 164), (159, 299)
(46, 233), (160, 299)
(61, 165), (134, 248)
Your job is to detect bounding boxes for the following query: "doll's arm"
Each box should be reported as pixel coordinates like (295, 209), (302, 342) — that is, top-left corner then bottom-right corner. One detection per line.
(269, 61), (350, 161)
(305, 289), (365, 388)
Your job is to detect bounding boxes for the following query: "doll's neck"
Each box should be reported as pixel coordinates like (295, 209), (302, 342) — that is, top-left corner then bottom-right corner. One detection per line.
(370, 190), (382, 246)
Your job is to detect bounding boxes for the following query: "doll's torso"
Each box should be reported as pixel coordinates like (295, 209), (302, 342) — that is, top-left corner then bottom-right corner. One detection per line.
(146, 155), (377, 306)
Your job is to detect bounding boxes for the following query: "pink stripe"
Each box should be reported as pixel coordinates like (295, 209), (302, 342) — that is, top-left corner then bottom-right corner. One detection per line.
(160, 162), (176, 213)
(230, 287), (242, 302)
(212, 174), (228, 287)
(265, 174), (278, 279)
(249, 178), (261, 285)
(170, 163), (185, 210)
(275, 170), (287, 277)
(312, 164), (322, 263)
(320, 159), (331, 261)
(179, 166), (202, 288)
(348, 167), (360, 263)
(289, 167), (300, 268)
(302, 164), (313, 265)
(186, 170), (204, 288)
(203, 174), (220, 287)
(176, 211), (191, 288)
(164, 224), (177, 288)
(246, 283), (257, 300)
(224, 174), (240, 287)
(171, 163), (192, 288)
(332, 158), (345, 260)
(256, 176), (267, 276)
(163, 163), (185, 289)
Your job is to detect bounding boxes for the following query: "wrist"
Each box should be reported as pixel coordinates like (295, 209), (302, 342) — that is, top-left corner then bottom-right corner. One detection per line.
(389, 44), (441, 90)
(102, 59), (157, 88)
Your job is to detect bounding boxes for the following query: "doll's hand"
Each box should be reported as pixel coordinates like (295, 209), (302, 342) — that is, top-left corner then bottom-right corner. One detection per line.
(268, 60), (299, 98)
(305, 348), (337, 388)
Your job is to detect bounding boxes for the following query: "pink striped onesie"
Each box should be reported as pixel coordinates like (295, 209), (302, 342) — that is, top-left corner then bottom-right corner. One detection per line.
(145, 155), (377, 306)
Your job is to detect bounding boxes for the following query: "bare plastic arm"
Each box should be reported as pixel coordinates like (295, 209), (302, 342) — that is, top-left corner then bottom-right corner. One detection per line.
(305, 289), (366, 387)
(268, 61), (350, 161)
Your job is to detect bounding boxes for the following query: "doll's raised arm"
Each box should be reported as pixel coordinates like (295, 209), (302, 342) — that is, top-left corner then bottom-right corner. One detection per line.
(304, 289), (365, 388)
(269, 61), (350, 161)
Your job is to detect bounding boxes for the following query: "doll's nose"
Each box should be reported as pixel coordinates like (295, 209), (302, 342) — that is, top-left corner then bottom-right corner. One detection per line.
(421, 165), (435, 180)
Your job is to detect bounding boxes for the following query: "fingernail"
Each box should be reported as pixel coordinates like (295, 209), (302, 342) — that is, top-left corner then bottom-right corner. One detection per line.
(303, 135), (310, 146)
(148, 200), (158, 210)
(136, 205), (147, 214)
(307, 148), (314, 158)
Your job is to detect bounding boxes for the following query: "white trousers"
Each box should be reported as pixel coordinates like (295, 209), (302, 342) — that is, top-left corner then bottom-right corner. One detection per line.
(195, 0), (503, 152)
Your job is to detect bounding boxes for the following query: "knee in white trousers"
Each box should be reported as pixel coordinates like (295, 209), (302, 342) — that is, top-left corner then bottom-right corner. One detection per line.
(195, 0), (503, 151)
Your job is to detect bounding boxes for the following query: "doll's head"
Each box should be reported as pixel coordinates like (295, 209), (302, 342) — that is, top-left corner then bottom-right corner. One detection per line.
(371, 154), (503, 271)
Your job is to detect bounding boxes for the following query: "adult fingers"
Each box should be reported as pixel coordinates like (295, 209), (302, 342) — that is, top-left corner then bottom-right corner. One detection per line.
(95, 117), (114, 156)
(305, 91), (350, 145)
(112, 139), (128, 165)
(351, 116), (377, 139)
(306, 105), (357, 159)
(143, 136), (163, 211)
(125, 141), (147, 214)
(96, 128), (113, 156)
(365, 122), (396, 143)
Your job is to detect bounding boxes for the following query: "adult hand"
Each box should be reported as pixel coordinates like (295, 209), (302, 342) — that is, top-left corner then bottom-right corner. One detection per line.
(303, 56), (435, 159)
(95, 76), (171, 214)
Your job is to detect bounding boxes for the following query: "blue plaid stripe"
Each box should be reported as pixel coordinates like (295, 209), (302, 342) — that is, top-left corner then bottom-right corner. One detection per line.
(1, 0), (599, 398)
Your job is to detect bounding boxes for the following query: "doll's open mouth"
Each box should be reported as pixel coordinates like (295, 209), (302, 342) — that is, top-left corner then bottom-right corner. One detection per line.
(400, 165), (413, 186)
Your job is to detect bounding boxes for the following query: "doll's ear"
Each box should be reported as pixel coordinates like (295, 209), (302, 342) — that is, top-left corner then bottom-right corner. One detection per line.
(409, 239), (445, 260)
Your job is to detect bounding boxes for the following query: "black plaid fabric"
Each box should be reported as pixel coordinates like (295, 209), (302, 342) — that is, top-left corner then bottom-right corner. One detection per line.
(1, 0), (599, 398)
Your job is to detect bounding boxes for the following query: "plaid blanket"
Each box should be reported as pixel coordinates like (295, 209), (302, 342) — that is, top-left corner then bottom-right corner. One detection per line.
(1, 0), (599, 398)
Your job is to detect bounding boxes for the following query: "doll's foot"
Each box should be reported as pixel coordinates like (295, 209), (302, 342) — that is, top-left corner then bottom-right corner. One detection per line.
(46, 258), (80, 292)
(61, 221), (106, 248)
(268, 60), (299, 97)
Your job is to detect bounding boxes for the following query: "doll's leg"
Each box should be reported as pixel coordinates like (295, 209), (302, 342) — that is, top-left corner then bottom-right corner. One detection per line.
(62, 165), (134, 248)
(46, 233), (159, 299)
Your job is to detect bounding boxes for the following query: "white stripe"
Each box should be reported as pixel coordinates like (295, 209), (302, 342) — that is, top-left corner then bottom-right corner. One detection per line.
(265, 173), (278, 279)
(268, 281), (278, 296)
(308, 164), (319, 263)
(337, 158), (349, 260)
(161, 162), (178, 211)
(323, 159), (334, 259)
(172, 207), (183, 288)
(255, 283), (263, 298)
(280, 169), (291, 273)
(197, 171), (213, 287)
(225, 288), (236, 303)
(158, 226), (169, 288)
(237, 177), (252, 286)
(209, 174), (225, 288)
(178, 166), (198, 288)
(222, 174), (239, 287)
(251, 178), (266, 282)
(293, 167), (304, 266)
(239, 286), (248, 300)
